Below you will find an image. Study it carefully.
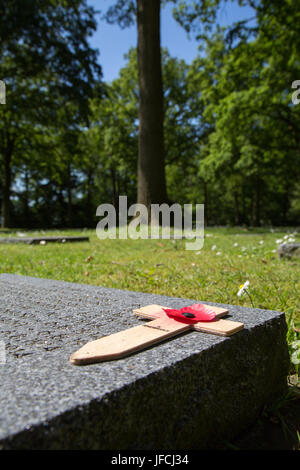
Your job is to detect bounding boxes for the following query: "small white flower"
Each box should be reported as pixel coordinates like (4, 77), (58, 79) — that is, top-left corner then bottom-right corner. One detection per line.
(195, 251), (201, 255)
(241, 246), (247, 251)
(276, 239), (283, 244)
(287, 237), (296, 243)
(233, 242), (238, 247)
(259, 240), (264, 245)
(211, 245), (217, 251)
(283, 235), (289, 240)
(216, 252), (221, 256)
(271, 249), (276, 253)
(237, 280), (250, 297)
(40, 240), (46, 245)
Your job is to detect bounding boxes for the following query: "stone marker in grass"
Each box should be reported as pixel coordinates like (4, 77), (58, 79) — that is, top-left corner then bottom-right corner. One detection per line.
(278, 243), (300, 259)
(0, 236), (89, 244)
(0, 274), (289, 450)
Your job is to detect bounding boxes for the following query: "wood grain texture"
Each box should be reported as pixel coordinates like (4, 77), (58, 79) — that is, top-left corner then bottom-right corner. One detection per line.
(70, 316), (191, 365)
(193, 319), (244, 336)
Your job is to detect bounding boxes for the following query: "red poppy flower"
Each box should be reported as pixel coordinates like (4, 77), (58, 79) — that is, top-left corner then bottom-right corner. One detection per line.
(162, 304), (216, 324)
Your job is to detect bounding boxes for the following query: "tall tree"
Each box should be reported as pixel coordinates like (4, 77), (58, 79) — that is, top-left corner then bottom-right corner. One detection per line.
(105, 0), (166, 210)
(104, 0), (220, 211)
(136, 0), (167, 209)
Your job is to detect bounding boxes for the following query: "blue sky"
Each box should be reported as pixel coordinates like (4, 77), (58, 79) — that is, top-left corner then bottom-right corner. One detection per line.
(87, 0), (254, 82)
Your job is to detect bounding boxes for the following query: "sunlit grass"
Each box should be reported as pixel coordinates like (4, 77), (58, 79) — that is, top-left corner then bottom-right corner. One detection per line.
(0, 227), (299, 315)
(1, 226), (299, 375)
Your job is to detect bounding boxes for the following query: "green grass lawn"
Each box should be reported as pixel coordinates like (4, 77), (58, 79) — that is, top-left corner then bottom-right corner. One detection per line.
(0, 226), (299, 377)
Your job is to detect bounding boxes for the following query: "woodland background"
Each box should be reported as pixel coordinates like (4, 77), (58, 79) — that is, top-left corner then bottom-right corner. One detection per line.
(1, 0), (299, 229)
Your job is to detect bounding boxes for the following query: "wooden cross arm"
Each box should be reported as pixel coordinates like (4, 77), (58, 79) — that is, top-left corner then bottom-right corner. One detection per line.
(133, 304), (243, 336)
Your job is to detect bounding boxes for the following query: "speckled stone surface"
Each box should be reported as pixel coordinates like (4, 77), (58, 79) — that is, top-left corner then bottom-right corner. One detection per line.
(0, 274), (289, 450)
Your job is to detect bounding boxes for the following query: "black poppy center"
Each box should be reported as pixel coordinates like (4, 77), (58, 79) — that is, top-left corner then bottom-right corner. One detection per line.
(181, 312), (196, 318)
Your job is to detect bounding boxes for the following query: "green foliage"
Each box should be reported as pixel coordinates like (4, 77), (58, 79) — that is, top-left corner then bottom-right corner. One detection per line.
(0, 0), (102, 227)
(181, 0), (300, 226)
(1, 0), (300, 228)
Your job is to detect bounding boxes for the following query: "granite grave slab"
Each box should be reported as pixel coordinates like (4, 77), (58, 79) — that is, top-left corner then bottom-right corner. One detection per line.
(0, 236), (89, 244)
(0, 274), (289, 449)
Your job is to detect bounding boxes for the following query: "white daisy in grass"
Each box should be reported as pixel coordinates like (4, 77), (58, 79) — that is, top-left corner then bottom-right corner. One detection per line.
(237, 280), (250, 297)
(276, 239), (283, 244)
(233, 242), (238, 247)
(259, 240), (264, 245)
(211, 245), (217, 251)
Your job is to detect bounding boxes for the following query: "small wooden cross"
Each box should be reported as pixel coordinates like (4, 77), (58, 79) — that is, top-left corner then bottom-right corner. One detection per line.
(70, 304), (244, 365)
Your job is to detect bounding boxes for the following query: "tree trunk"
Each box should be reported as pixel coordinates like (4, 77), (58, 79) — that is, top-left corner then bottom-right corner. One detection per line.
(251, 179), (261, 227)
(242, 187), (247, 225)
(233, 190), (240, 225)
(58, 187), (65, 227)
(1, 143), (13, 228)
(24, 167), (30, 226)
(67, 164), (72, 227)
(136, 0), (167, 210)
(204, 181), (209, 226)
(86, 169), (94, 224)
(111, 166), (117, 208)
(282, 184), (289, 225)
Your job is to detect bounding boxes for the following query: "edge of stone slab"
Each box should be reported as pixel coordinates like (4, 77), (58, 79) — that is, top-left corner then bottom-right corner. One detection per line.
(0, 236), (89, 244)
(0, 336), (290, 450)
(0, 272), (286, 318)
